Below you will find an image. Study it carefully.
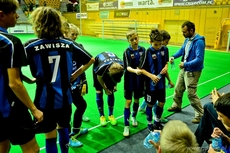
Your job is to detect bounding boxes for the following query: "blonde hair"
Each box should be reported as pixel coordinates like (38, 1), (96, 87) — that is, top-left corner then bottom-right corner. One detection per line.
(69, 23), (80, 35)
(108, 62), (124, 83)
(109, 62), (124, 75)
(29, 6), (63, 39)
(160, 120), (199, 153)
(126, 30), (138, 40)
(62, 21), (70, 37)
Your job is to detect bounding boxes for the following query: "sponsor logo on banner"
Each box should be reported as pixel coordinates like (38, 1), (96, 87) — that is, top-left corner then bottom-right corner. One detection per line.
(9, 25), (27, 33)
(100, 11), (110, 19)
(137, 0), (155, 8)
(119, 0), (134, 9)
(114, 10), (130, 18)
(137, 0), (155, 5)
(118, 0), (172, 8)
(173, 0), (213, 6)
(99, 1), (118, 10)
(86, 0), (100, 2)
(156, 0), (173, 7)
(86, 2), (99, 11)
(76, 13), (88, 19)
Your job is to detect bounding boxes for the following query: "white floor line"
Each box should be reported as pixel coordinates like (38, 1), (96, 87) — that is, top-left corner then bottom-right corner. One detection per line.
(40, 71), (230, 151)
(40, 146), (46, 151)
(198, 71), (230, 86)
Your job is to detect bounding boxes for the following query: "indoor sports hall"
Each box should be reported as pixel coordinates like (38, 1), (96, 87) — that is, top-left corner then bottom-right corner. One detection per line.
(6, 0), (230, 152)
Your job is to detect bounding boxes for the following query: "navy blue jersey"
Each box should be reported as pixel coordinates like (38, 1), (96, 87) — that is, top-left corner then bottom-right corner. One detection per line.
(0, 27), (27, 118)
(139, 46), (168, 91)
(71, 44), (90, 92)
(123, 46), (145, 91)
(93, 52), (123, 76)
(24, 38), (92, 110)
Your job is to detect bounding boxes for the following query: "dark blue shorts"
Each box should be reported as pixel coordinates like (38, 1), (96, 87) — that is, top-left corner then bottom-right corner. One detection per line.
(0, 106), (35, 145)
(145, 89), (166, 105)
(34, 104), (72, 134)
(124, 90), (145, 100)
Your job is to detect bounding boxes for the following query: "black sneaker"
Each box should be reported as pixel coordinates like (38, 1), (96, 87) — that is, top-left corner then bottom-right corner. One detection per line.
(153, 122), (164, 130)
(147, 124), (154, 132)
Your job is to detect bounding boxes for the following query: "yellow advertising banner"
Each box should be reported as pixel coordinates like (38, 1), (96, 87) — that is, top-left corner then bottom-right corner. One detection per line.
(118, 0), (173, 9)
(86, 2), (99, 11)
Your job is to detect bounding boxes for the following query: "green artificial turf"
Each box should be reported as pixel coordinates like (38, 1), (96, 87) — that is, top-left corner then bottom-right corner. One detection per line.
(10, 34), (230, 153)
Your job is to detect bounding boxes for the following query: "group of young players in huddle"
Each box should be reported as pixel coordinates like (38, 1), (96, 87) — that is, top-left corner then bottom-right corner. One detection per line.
(0, 1), (175, 152)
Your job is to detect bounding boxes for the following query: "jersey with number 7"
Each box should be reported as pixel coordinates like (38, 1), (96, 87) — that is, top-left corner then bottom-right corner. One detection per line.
(24, 38), (92, 110)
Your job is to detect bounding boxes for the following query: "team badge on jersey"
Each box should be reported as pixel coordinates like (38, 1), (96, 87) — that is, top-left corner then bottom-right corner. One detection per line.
(161, 51), (165, 56)
(152, 54), (157, 59)
(131, 54), (135, 59)
(139, 52), (143, 56)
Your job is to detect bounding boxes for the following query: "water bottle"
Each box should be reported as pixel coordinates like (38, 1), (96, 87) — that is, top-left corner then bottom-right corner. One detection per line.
(143, 131), (160, 149)
(212, 137), (222, 152)
(171, 60), (176, 70)
(151, 74), (162, 86)
(166, 83), (172, 88)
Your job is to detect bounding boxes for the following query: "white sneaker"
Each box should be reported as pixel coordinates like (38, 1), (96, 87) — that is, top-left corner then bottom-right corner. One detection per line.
(131, 117), (138, 127)
(82, 116), (90, 122)
(123, 126), (130, 137)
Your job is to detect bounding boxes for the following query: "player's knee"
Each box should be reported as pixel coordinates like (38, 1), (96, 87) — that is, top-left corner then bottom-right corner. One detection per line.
(45, 129), (57, 139)
(158, 102), (165, 107)
(21, 138), (40, 153)
(32, 144), (40, 153)
(125, 100), (132, 106)
(0, 140), (10, 153)
(203, 102), (213, 111)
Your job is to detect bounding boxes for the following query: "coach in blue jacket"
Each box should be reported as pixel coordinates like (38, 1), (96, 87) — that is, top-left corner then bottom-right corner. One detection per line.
(167, 21), (205, 124)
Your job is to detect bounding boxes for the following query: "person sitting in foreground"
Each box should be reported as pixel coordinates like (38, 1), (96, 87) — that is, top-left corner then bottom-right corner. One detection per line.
(195, 88), (229, 147)
(150, 120), (200, 153)
(208, 92), (230, 153)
